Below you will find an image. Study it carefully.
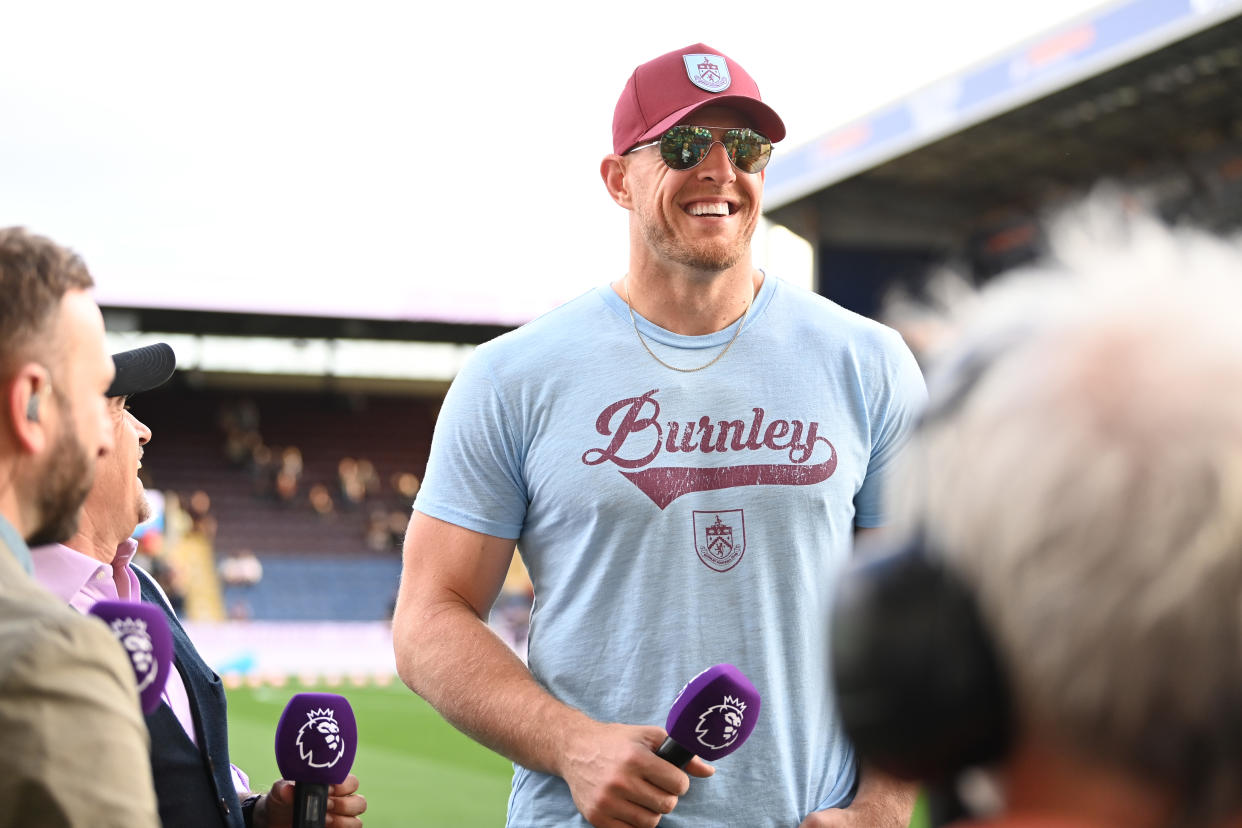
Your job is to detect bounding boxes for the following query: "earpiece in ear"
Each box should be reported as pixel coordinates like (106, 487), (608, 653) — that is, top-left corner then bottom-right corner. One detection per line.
(25, 391), (40, 423)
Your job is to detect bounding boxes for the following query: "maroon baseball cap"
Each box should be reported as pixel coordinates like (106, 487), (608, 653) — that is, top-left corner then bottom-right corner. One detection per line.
(612, 43), (786, 156)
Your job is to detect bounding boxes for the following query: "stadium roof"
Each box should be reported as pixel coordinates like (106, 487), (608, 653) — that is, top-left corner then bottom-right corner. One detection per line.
(765, 0), (1242, 250)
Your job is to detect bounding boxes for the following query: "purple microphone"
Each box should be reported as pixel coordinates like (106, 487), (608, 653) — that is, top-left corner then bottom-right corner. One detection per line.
(275, 692), (358, 828)
(656, 663), (761, 767)
(88, 600), (173, 714)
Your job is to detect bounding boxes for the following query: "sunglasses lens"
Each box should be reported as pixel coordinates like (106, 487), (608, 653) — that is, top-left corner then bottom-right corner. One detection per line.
(725, 129), (772, 174)
(657, 126), (772, 173)
(660, 126), (715, 170)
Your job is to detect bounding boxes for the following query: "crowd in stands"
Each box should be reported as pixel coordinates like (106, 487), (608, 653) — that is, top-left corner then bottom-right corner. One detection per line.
(123, 390), (442, 621)
(216, 397), (422, 555)
(123, 389), (536, 631)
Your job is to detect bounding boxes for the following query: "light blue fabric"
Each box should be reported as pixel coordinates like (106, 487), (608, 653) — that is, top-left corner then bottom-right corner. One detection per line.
(0, 512), (33, 575)
(416, 275), (926, 827)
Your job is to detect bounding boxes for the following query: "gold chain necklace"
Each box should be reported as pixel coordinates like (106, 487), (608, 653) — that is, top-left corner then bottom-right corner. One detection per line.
(624, 276), (754, 373)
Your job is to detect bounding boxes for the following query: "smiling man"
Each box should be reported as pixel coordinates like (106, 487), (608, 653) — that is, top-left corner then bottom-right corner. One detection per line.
(31, 343), (366, 828)
(393, 44), (925, 827)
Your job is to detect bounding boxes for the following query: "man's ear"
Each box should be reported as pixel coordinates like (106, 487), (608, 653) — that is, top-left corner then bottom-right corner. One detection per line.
(6, 365), (49, 454)
(600, 155), (633, 210)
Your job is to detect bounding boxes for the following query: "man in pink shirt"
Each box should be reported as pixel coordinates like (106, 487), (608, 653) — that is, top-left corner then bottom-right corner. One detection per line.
(32, 343), (367, 828)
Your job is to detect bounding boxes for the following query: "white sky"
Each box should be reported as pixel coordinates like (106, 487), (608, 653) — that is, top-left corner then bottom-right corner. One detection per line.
(0, 0), (1108, 327)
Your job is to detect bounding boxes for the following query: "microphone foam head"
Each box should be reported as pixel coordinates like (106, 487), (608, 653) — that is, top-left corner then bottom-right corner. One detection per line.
(665, 663), (761, 761)
(275, 692), (358, 784)
(88, 600), (173, 714)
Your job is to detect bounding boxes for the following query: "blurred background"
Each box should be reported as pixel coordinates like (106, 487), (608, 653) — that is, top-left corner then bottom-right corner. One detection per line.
(5, 0), (1242, 824)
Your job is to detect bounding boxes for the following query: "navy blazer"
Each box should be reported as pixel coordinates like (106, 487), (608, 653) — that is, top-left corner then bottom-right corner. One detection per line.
(136, 566), (246, 828)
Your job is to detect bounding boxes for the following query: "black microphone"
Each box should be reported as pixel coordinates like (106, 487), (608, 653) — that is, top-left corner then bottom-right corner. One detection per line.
(656, 663), (761, 767)
(88, 600), (174, 714)
(275, 692), (358, 828)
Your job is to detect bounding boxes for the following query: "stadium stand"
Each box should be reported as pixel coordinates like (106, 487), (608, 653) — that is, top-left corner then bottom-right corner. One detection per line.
(130, 381), (438, 621)
(221, 556), (402, 622)
(764, 0), (1242, 318)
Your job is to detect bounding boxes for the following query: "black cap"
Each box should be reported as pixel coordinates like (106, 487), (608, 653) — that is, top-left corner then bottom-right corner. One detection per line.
(107, 343), (176, 398)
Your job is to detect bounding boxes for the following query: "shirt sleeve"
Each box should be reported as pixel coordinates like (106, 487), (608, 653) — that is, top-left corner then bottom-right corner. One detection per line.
(232, 764), (251, 796)
(414, 346), (530, 539)
(853, 328), (928, 528)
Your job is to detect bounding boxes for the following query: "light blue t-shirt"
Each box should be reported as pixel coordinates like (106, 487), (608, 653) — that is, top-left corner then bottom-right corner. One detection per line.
(416, 275), (926, 827)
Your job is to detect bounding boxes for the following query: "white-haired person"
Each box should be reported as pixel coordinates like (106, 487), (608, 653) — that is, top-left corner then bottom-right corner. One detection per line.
(860, 201), (1242, 828)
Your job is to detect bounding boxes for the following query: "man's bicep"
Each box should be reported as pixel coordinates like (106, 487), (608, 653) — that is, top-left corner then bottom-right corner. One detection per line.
(399, 510), (517, 620)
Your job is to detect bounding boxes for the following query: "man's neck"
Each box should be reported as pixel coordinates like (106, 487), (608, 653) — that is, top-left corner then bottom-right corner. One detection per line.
(1001, 736), (1176, 828)
(64, 511), (124, 565)
(617, 260), (761, 336)
(0, 467), (32, 541)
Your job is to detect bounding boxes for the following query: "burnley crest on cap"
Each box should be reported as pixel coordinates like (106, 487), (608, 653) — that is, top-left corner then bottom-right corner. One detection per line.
(683, 53), (731, 93)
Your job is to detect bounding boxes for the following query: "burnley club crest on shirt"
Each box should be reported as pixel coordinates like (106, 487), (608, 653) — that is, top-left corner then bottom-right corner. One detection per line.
(693, 510), (745, 572)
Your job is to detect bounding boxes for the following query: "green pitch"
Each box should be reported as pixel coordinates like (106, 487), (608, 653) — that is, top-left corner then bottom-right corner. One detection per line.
(225, 680), (930, 828)
(225, 680), (514, 827)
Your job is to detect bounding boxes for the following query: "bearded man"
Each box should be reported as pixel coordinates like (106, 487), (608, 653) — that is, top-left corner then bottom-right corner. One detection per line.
(393, 44), (926, 828)
(0, 226), (159, 827)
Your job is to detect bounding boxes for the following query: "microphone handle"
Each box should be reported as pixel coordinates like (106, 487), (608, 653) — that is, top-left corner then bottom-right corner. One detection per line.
(655, 736), (696, 768)
(292, 781), (330, 828)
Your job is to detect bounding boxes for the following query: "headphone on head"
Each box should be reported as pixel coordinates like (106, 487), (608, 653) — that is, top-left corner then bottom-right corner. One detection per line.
(831, 336), (1022, 783)
(831, 532), (1010, 782)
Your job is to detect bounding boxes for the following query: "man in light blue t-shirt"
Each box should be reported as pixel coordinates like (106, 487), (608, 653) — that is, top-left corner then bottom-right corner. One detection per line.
(393, 43), (926, 828)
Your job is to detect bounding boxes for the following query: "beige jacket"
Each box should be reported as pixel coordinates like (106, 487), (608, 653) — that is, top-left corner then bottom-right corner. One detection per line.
(0, 533), (159, 828)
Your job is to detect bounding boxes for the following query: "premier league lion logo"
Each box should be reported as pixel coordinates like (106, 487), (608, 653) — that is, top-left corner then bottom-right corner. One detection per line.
(296, 708), (346, 769)
(109, 616), (157, 693)
(694, 695), (747, 750)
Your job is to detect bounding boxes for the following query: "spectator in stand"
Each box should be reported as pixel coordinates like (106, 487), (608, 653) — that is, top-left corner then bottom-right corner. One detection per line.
(308, 483), (336, 518)
(385, 509), (408, 551)
(279, 446), (303, 484)
(187, 488), (218, 541)
(355, 458), (380, 499)
(218, 547), (264, 589)
(223, 425), (263, 469)
(338, 457), (366, 510)
(273, 467), (298, 508)
(365, 507), (394, 553)
(148, 553), (187, 615)
(249, 443), (276, 499)
(391, 471), (421, 504)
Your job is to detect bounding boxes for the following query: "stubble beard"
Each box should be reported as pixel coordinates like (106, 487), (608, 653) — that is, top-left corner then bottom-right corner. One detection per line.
(27, 409), (95, 547)
(638, 203), (754, 274)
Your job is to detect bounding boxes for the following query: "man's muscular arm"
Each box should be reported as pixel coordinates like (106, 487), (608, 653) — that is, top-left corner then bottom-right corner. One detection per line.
(392, 512), (711, 828)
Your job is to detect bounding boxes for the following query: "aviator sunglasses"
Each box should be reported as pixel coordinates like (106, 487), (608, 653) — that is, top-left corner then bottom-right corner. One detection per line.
(628, 125), (773, 174)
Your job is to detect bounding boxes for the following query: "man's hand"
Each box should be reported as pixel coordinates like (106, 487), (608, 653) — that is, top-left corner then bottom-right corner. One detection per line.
(797, 766), (917, 828)
(254, 773), (368, 828)
(561, 722), (714, 828)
